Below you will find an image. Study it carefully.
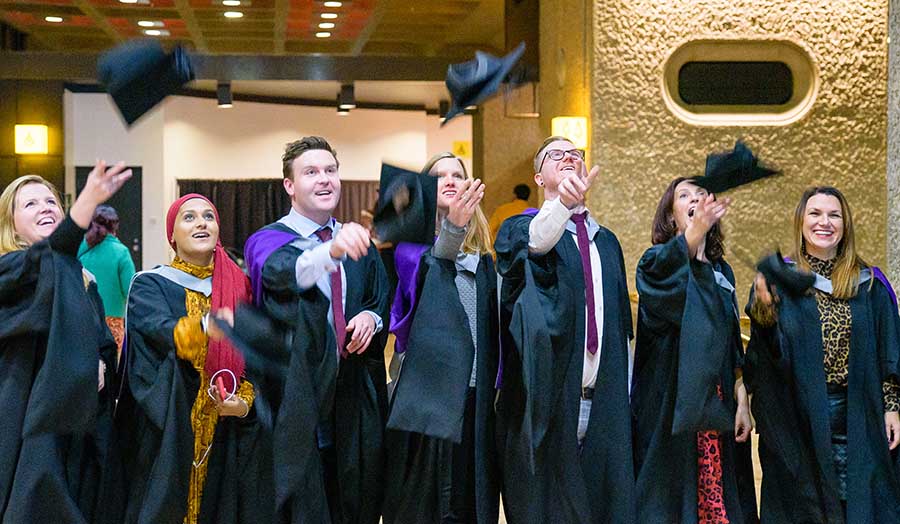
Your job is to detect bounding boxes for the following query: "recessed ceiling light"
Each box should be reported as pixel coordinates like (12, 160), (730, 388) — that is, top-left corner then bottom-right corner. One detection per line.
(320, 13), (338, 19)
(315, 31), (331, 38)
(119, 0), (138, 3)
(324, 1), (342, 7)
(318, 22), (335, 29)
(44, 16), (64, 23)
(223, 11), (244, 18)
(138, 20), (164, 27)
(222, 0), (241, 5)
(144, 29), (162, 36)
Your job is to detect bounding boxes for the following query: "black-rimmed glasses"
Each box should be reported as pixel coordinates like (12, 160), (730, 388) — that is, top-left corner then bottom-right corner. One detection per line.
(539, 148), (585, 171)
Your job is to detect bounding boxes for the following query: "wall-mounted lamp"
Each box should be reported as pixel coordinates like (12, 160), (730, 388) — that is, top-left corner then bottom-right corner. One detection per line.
(439, 100), (450, 123)
(338, 84), (356, 110)
(550, 116), (588, 149)
(217, 81), (233, 108)
(14, 124), (49, 155)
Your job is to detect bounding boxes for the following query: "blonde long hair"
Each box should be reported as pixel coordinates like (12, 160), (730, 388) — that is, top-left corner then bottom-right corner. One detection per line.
(792, 186), (867, 299)
(422, 152), (494, 257)
(0, 175), (64, 256)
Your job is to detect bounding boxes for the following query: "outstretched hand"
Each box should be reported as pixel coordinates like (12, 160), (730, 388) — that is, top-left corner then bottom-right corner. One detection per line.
(70, 160), (133, 228)
(446, 179), (485, 228)
(558, 165), (600, 209)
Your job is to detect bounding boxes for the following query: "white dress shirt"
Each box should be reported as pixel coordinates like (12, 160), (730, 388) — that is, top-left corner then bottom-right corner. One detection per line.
(528, 197), (604, 388)
(277, 209), (383, 340)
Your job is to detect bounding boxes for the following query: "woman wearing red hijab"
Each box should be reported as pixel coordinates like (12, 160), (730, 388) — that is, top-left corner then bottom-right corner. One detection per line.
(112, 194), (271, 524)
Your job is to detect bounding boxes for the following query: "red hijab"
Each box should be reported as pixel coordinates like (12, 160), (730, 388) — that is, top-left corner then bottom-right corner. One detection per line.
(166, 193), (249, 393)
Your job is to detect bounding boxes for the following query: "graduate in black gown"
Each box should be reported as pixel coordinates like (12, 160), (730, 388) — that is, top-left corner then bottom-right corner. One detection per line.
(746, 186), (900, 524)
(243, 136), (390, 524)
(632, 177), (757, 524)
(0, 162), (130, 524)
(383, 152), (500, 524)
(494, 136), (635, 524)
(110, 193), (271, 524)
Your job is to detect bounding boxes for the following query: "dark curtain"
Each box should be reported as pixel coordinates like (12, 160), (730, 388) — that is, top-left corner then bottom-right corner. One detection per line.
(177, 178), (290, 257)
(176, 178), (379, 257)
(334, 180), (379, 224)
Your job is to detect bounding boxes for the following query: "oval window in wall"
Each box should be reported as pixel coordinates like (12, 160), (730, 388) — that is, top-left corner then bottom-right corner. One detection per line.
(662, 40), (818, 126)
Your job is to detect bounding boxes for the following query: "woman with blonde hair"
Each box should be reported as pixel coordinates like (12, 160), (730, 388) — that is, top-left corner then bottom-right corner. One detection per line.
(747, 186), (900, 523)
(0, 162), (131, 523)
(384, 152), (501, 524)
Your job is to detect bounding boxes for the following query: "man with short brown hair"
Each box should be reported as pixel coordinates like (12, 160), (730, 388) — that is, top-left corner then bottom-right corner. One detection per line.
(244, 136), (389, 524)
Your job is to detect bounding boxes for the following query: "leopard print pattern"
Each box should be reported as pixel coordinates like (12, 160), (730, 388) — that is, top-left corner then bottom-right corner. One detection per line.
(806, 256), (852, 388)
(807, 254), (900, 411)
(697, 385), (729, 524)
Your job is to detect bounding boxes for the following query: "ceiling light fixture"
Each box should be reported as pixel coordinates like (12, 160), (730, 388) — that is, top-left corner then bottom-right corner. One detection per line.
(217, 82), (233, 108)
(222, 0), (241, 5)
(336, 95), (350, 115)
(224, 11), (244, 18)
(318, 22), (335, 29)
(324, 1), (343, 7)
(320, 13), (338, 19)
(315, 31), (331, 38)
(119, 0), (138, 3)
(338, 84), (356, 109)
(44, 16), (64, 23)
(144, 29), (162, 36)
(138, 20), (164, 27)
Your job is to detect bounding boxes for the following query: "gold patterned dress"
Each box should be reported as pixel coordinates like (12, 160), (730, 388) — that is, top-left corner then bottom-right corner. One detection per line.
(169, 257), (255, 524)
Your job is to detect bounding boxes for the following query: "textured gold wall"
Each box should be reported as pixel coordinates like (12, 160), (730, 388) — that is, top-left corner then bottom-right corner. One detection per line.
(590, 0), (889, 292)
(475, 95), (544, 216)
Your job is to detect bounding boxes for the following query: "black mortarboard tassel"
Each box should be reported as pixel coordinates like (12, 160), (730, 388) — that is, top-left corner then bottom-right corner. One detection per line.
(756, 251), (816, 296)
(694, 140), (781, 194)
(443, 42), (526, 125)
(98, 40), (195, 126)
(373, 163), (438, 245)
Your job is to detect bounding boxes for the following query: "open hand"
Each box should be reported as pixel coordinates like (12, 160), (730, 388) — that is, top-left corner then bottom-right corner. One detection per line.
(447, 179), (485, 228)
(70, 160), (133, 228)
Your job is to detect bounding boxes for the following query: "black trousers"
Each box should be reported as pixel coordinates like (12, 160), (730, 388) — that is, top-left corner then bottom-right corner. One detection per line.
(827, 384), (848, 502)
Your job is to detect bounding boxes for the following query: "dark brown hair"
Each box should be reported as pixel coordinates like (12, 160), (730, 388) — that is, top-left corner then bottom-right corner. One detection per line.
(282, 136), (339, 179)
(651, 176), (725, 262)
(85, 205), (120, 248)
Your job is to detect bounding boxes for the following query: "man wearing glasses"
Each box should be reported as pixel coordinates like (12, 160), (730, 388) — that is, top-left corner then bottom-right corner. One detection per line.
(494, 136), (636, 524)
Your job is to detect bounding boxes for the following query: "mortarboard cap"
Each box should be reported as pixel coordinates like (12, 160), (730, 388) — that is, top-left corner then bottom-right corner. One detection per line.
(373, 163), (438, 245)
(443, 42), (526, 125)
(98, 40), (195, 126)
(693, 140), (780, 194)
(756, 251), (816, 296)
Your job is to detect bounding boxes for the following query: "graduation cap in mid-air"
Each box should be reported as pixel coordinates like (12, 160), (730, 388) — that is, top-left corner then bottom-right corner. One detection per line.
(756, 251), (816, 296)
(693, 140), (781, 194)
(443, 42), (526, 125)
(98, 40), (195, 126)
(373, 163), (438, 245)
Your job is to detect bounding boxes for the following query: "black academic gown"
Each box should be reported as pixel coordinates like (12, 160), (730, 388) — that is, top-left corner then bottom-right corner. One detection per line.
(632, 235), (757, 524)
(108, 271), (272, 524)
(744, 272), (900, 524)
(0, 216), (116, 524)
(494, 213), (635, 524)
(255, 222), (390, 524)
(383, 253), (501, 524)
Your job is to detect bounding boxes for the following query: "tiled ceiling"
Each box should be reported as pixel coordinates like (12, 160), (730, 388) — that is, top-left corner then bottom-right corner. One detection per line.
(0, 0), (505, 56)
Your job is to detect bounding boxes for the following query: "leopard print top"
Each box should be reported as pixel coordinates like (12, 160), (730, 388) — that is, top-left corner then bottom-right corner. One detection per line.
(807, 254), (900, 412)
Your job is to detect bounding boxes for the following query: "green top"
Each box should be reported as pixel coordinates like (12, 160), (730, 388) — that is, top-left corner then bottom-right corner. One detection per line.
(78, 235), (136, 318)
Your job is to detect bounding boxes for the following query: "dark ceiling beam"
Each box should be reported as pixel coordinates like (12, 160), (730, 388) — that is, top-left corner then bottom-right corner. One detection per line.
(0, 51), (459, 81)
(0, 11), (58, 50)
(350, 0), (389, 56)
(70, 0), (124, 44)
(273, 0), (289, 55)
(173, 0), (208, 52)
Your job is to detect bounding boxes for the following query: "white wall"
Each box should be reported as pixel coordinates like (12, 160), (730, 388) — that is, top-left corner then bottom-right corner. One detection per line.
(65, 92), (472, 269)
